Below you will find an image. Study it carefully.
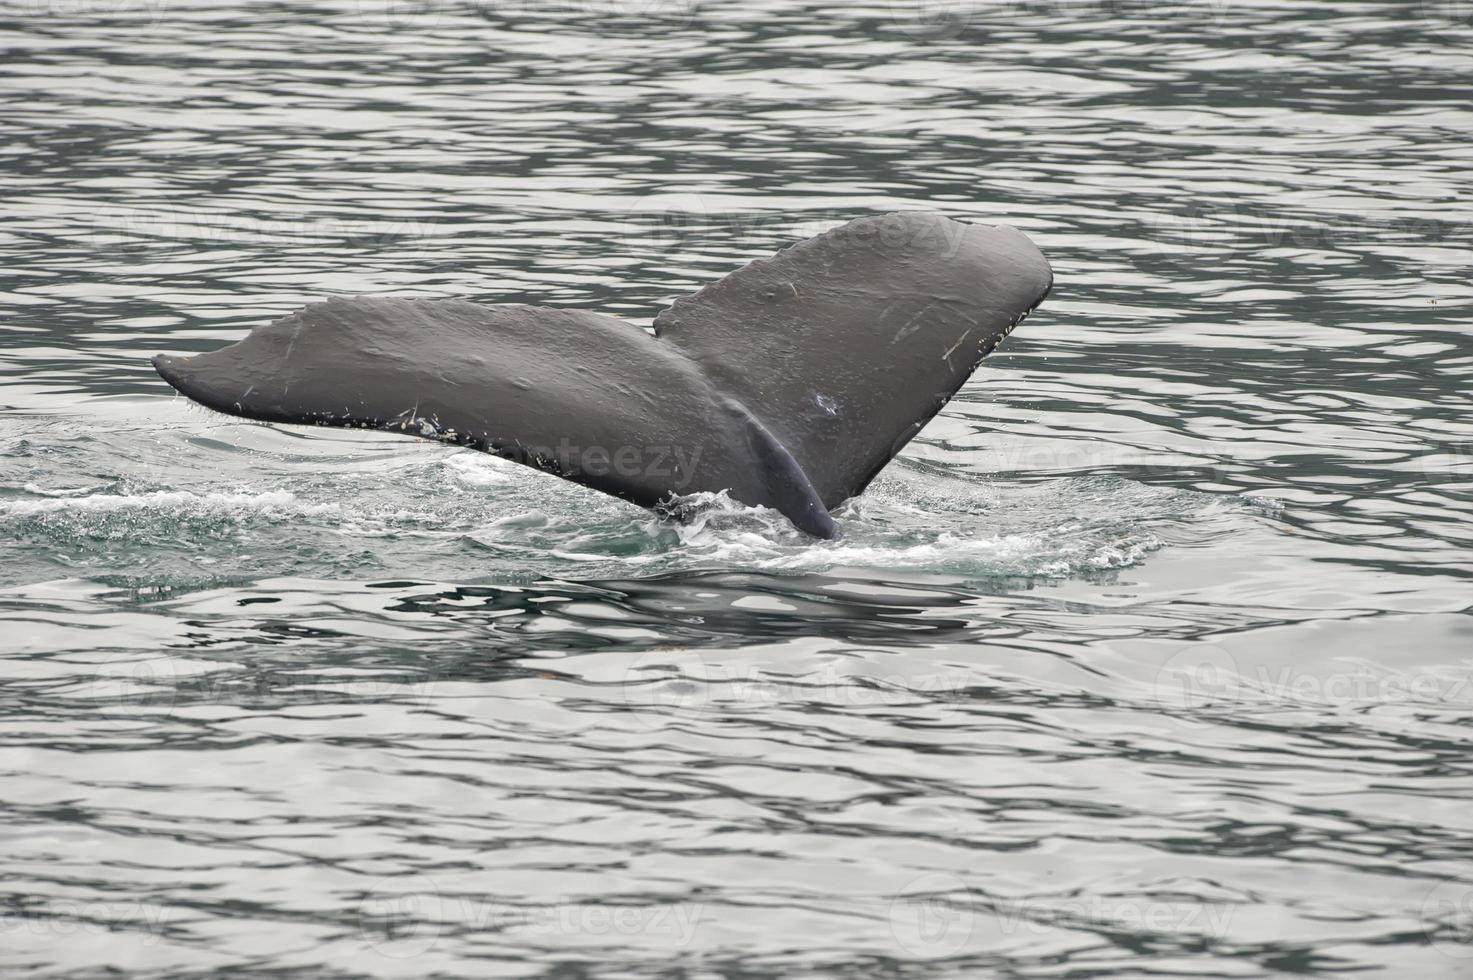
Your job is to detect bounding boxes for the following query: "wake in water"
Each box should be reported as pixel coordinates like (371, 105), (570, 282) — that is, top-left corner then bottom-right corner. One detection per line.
(0, 409), (1267, 589)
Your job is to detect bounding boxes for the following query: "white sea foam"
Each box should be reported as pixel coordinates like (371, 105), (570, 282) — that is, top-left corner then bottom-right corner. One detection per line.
(441, 452), (513, 487)
(586, 484), (1177, 578)
(20, 483), (112, 498)
(0, 490), (343, 519)
(2, 438), (1237, 583)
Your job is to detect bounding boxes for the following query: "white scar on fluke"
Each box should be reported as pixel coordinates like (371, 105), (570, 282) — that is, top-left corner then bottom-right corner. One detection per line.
(153, 212), (1052, 539)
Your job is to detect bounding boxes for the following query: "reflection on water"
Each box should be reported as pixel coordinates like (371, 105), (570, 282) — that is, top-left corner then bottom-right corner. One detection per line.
(1, 1), (1471, 977)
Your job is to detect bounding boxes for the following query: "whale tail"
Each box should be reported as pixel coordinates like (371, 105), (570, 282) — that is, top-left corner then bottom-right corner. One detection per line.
(153, 212), (1052, 538)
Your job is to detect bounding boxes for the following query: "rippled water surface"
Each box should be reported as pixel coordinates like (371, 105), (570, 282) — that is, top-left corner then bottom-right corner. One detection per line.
(3, 1), (1472, 976)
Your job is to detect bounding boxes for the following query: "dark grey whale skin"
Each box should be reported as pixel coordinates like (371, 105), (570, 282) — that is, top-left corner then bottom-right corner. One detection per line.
(153, 212), (1052, 538)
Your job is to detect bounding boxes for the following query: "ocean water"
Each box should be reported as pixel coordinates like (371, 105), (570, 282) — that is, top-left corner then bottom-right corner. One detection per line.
(1, 1), (1471, 976)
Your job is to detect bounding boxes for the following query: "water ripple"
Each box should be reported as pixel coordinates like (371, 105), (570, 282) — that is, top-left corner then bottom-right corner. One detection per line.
(1, 1), (1471, 977)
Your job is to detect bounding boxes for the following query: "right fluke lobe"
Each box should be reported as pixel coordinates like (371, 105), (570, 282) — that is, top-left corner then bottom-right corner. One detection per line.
(654, 212), (1053, 510)
(151, 212), (1052, 538)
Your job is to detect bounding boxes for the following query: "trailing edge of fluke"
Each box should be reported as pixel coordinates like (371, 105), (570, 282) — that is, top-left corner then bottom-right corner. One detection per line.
(153, 211), (1053, 538)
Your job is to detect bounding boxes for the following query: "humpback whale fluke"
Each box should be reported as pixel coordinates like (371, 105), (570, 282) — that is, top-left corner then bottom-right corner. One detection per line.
(153, 212), (1052, 539)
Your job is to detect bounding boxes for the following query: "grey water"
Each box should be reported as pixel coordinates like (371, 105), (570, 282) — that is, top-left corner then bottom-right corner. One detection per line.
(2, 1), (1471, 976)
